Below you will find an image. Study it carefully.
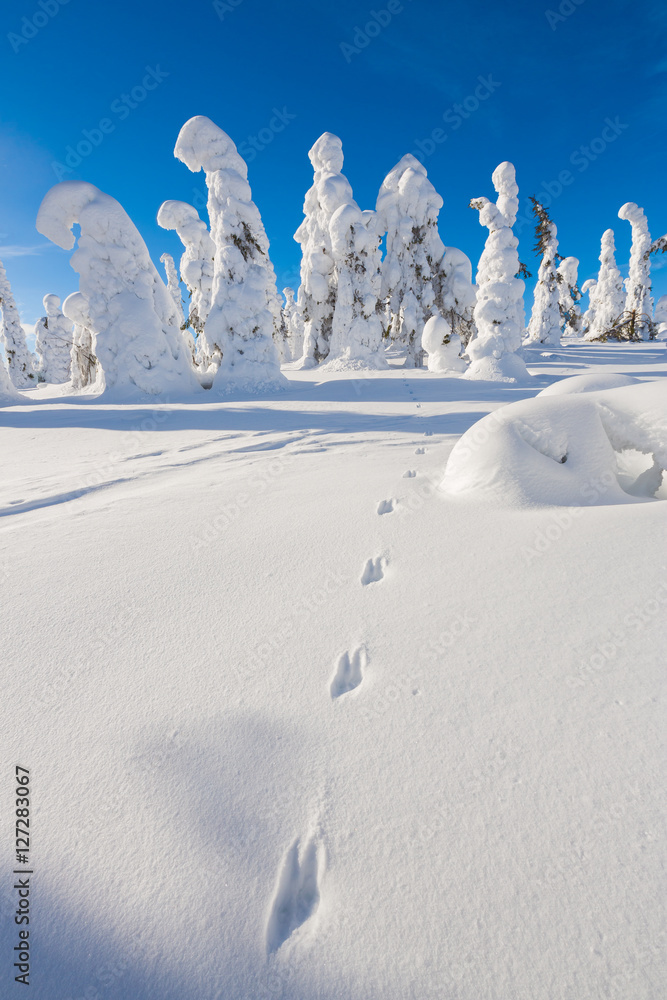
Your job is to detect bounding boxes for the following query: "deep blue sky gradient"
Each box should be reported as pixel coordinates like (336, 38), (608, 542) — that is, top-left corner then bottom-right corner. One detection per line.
(1, 0), (666, 328)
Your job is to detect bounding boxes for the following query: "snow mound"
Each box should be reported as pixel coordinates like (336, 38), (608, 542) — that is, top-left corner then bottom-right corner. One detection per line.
(538, 373), (642, 396)
(441, 381), (667, 506)
(421, 315), (466, 373)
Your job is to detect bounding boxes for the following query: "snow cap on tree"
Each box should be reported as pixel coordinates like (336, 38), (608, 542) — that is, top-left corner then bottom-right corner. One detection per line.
(526, 200), (562, 347)
(174, 116), (285, 391)
(36, 180), (202, 399)
(580, 278), (597, 335)
(63, 291), (97, 390)
(376, 154), (446, 366)
(0, 258), (36, 389)
(35, 293), (73, 384)
(583, 229), (626, 341)
(439, 246), (477, 349)
(282, 287), (304, 362)
(324, 203), (386, 369)
(422, 315), (466, 374)
(157, 200), (215, 344)
(465, 162), (529, 381)
(294, 132), (356, 366)
(618, 202), (654, 340)
(556, 256), (583, 337)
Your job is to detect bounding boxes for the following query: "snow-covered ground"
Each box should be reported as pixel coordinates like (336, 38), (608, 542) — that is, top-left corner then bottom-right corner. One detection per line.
(1, 341), (665, 999)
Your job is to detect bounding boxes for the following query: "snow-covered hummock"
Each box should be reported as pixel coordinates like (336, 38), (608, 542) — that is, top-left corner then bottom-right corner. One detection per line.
(439, 246), (477, 349)
(580, 278), (597, 335)
(174, 117), (285, 392)
(282, 287), (304, 362)
(34, 294), (73, 384)
(556, 256), (583, 338)
(36, 181), (202, 400)
(294, 133), (356, 367)
(441, 380), (667, 507)
(63, 291), (97, 391)
(0, 258), (36, 388)
(654, 294), (667, 341)
(465, 162), (529, 382)
(324, 205), (386, 370)
(421, 314), (466, 373)
(157, 200), (216, 371)
(526, 211), (562, 347)
(584, 229), (626, 341)
(618, 202), (654, 340)
(376, 155), (446, 367)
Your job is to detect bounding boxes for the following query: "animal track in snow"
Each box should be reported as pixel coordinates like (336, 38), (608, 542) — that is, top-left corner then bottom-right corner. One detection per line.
(361, 556), (387, 585)
(415, 447), (426, 455)
(266, 835), (322, 954)
(403, 470), (417, 478)
(330, 647), (367, 698)
(376, 498), (396, 515)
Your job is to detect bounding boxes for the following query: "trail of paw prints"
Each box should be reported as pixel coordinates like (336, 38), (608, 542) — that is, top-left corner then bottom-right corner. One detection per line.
(266, 833), (323, 954)
(330, 646), (367, 699)
(361, 555), (387, 585)
(376, 498), (396, 515)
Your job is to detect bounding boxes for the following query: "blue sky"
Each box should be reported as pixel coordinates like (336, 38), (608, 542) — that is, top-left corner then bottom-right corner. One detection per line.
(1, 0), (666, 330)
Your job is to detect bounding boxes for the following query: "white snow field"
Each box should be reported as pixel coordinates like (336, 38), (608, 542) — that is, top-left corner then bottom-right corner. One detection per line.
(1, 341), (665, 1000)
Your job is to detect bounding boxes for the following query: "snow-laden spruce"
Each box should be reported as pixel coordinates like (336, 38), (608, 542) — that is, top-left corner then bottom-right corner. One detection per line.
(376, 154), (446, 367)
(34, 294), (73, 384)
(618, 203), (654, 340)
(160, 253), (184, 325)
(439, 246), (477, 349)
(0, 259), (36, 388)
(422, 314), (466, 373)
(157, 200), (216, 370)
(36, 181), (202, 399)
(174, 117), (285, 391)
(580, 279), (597, 336)
(0, 352), (22, 404)
(281, 288), (304, 362)
(465, 162), (528, 381)
(294, 133), (356, 367)
(324, 204), (386, 370)
(526, 200), (562, 347)
(583, 229), (625, 341)
(557, 257), (582, 338)
(63, 292), (97, 390)
(654, 295), (667, 341)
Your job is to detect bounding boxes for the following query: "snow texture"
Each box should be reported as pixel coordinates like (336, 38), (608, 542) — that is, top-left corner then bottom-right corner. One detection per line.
(584, 229), (626, 341)
(35, 294), (73, 384)
(618, 202), (654, 340)
(421, 314), (466, 373)
(466, 162), (529, 381)
(36, 181), (202, 400)
(174, 117), (285, 392)
(157, 200), (216, 370)
(441, 380), (666, 507)
(294, 133), (355, 365)
(0, 258), (36, 388)
(63, 291), (97, 391)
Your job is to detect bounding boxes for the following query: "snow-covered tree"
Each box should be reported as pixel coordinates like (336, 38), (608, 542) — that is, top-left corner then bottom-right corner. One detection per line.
(294, 133), (356, 367)
(618, 202), (654, 340)
(465, 162), (529, 381)
(654, 295), (667, 341)
(583, 229), (625, 341)
(526, 199), (562, 347)
(0, 259), (36, 388)
(557, 256), (583, 338)
(36, 181), (202, 399)
(0, 351), (21, 404)
(580, 278), (597, 336)
(422, 314), (466, 373)
(438, 246), (477, 350)
(324, 204), (386, 369)
(174, 116), (285, 391)
(34, 294), (73, 383)
(282, 287), (304, 362)
(157, 200), (216, 370)
(376, 154), (446, 367)
(63, 291), (97, 390)
(160, 253), (184, 323)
